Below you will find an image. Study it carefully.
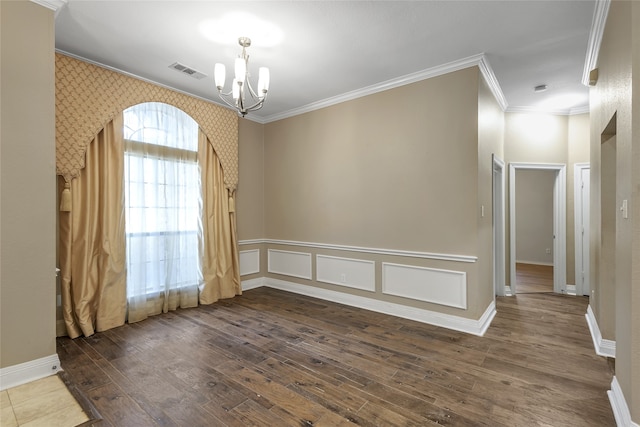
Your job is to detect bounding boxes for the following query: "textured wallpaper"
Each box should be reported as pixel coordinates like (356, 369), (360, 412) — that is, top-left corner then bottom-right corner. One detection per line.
(55, 53), (239, 189)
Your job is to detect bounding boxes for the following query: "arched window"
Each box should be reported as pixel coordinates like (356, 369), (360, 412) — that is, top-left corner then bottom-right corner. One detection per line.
(123, 102), (202, 300)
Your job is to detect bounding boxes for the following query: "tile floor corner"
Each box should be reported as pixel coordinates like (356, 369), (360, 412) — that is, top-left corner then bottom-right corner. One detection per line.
(1, 375), (89, 427)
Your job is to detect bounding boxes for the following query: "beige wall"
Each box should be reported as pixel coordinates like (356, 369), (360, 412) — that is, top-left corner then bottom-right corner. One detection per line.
(237, 118), (265, 241)
(477, 72), (505, 308)
(0, 1), (57, 368)
(236, 118), (266, 283)
(590, 0), (639, 419)
(265, 68), (479, 254)
(260, 67), (491, 320)
(505, 113), (569, 163)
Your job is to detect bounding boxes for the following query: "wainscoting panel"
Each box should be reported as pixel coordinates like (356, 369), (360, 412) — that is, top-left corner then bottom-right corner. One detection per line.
(316, 255), (375, 292)
(268, 249), (312, 280)
(239, 249), (260, 276)
(382, 262), (467, 309)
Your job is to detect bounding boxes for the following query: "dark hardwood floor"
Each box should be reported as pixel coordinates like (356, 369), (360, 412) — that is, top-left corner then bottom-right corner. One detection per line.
(57, 287), (615, 426)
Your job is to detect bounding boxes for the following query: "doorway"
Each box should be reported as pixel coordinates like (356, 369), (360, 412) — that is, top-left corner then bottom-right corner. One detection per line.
(514, 169), (555, 293)
(509, 163), (567, 294)
(599, 117), (617, 326)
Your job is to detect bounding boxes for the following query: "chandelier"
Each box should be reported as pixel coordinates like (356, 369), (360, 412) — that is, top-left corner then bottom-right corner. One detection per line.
(214, 37), (270, 117)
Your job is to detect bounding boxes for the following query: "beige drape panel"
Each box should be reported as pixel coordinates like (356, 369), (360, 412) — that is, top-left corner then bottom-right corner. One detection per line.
(127, 286), (199, 324)
(59, 115), (239, 338)
(58, 115), (127, 339)
(198, 129), (241, 304)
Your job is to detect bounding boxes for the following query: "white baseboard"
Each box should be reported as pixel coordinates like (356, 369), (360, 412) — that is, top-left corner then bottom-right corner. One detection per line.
(242, 277), (267, 291)
(608, 376), (639, 427)
(566, 284), (577, 295)
(243, 277), (495, 336)
(585, 304), (616, 358)
(0, 354), (61, 391)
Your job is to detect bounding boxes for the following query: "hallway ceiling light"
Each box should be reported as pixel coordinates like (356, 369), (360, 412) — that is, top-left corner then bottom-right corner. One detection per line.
(214, 37), (270, 117)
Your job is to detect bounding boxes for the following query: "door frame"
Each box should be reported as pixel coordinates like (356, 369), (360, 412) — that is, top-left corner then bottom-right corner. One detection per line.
(574, 163), (590, 296)
(509, 162), (567, 294)
(493, 154), (506, 297)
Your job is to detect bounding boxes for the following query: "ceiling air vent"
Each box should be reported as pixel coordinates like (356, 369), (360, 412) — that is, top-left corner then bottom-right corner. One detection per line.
(168, 62), (207, 80)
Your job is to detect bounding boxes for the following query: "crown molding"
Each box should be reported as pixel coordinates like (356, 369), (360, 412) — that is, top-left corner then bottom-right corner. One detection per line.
(569, 105), (590, 115)
(505, 104), (590, 116)
(477, 55), (508, 111)
(30, 0), (67, 13)
(582, 0), (611, 86)
(261, 53), (507, 123)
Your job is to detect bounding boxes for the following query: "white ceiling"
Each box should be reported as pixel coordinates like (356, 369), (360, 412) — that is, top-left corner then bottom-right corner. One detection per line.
(54, 1), (597, 123)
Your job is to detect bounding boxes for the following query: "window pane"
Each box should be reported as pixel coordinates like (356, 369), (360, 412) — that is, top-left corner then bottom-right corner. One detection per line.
(124, 103), (202, 298)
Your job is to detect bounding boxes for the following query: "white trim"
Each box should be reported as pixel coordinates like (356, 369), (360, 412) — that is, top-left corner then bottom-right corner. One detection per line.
(239, 239), (477, 263)
(242, 277), (266, 291)
(478, 56), (508, 111)
(493, 154), (507, 297)
(608, 376), (639, 427)
(261, 53), (507, 123)
(263, 277), (495, 336)
(506, 105), (590, 116)
(565, 284), (577, 296)
(238, 239), (265, 246)
(30, 0), (67, 12)
(267, 249), (312, 280)
(574, 163), (591, 296)
(55, 51), (501, 126)
(585, 305), (616, 358)
(569, 105), (591, 115)
(381, 262), (467, 309)
(509, 163), (567, 294)
(582, 0), (611, 86)
(0, 354), (62, 391)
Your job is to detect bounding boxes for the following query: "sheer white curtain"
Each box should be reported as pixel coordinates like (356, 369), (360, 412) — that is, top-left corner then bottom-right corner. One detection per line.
(123, 102), (202, 322)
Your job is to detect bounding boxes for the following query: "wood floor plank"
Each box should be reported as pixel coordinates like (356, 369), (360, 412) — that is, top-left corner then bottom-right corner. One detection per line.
(57, 286), (615, 426)
(215, 359), (330, 425)
(84, 382), (157, 427)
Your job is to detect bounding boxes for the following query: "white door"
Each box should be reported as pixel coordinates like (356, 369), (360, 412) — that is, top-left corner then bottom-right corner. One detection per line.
(579, 167), (590, 296)
(493, 155), (506, 297)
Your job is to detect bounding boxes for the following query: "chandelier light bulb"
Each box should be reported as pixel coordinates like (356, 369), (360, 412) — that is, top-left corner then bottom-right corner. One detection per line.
(232, 78), (240, 100)
(214, 37), (270, 117)
(234, 57), (246, 83)
(214, 63), (226, 89)
(258, 67), (270, 97)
